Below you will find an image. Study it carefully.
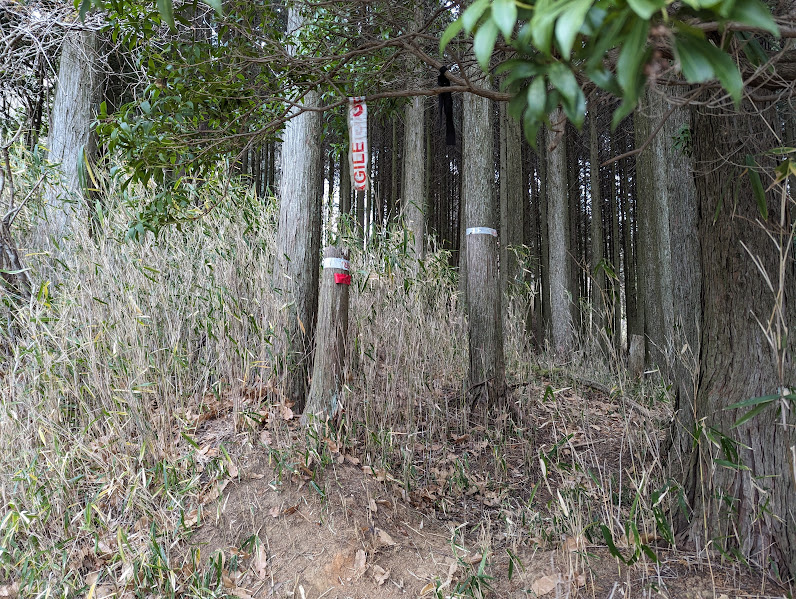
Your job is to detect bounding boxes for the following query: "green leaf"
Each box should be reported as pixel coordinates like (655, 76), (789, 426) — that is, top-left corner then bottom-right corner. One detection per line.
(462, 0), (490, 33)
(731, 399), (773, 428)
(745, 154), (768, 219)
(523, 108), (542, 147)
(500, 61), (541, 90)
(530, 0), (559, 56)
(714, 459), (750, 470)
(156, 0), (175, 30)
(474, 19), (499, 71)
(492, 0), (518, 39)
(200, 0), (224, 15)
(77, 0), (92, 22)
(726, 393), (784, 410)
(526, 76), (548, 120)
(627, 0), (665, 19)
(440, 18), (465, 53)
(554, 0), (591, 59)
(611, 96), (637, 130)
(548, 63), (585, 127)
(640, 544), (660, 564)
(508, 89), (528, 120)
(727, 0), (779, 35)
(616, 17), (649, 99)
(600, 525), (627, 563)
(674, 34), (715, 82)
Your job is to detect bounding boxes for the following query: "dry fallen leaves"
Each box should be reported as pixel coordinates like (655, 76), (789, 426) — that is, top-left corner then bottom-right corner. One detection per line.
(253, 543), (268, 579)
(353, 549), (367, 578)
(0, 583), (19, 598)
(371, 564), (390, 585)
(531, 574), (560, 596)
(376, 528), (396, 547)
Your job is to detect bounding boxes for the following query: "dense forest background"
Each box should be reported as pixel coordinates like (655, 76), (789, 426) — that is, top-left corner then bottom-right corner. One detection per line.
(1, 0), (795, 596)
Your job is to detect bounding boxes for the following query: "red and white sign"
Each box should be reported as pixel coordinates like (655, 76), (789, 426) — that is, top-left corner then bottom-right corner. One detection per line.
(348, 97), (368, 192)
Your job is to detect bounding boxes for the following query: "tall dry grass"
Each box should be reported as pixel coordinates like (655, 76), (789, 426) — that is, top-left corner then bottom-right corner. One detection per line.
(0, 165), (678, 596)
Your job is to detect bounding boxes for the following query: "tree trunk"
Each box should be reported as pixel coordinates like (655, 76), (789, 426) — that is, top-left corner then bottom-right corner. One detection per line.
(673, 102), (796, 580)
(273, 6), (323, 413)
(340, 150), (351, 218)
(589, 107), (606, 346)
(43, 29), (100, 237)
(304, 247), (349, 421)
(403, 96), (425, 259)
(499, 104), (523, 306)
(539, 128), (552, 344)
(546, 110), (573, 354)
(635, 89), (675, 370)
(666, 91), (700, 449)
(609, 157), (623, 355)
(463, 86), (505, 408)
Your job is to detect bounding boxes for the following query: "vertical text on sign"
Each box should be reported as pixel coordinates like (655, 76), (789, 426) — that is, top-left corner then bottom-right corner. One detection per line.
(348, 97), (368, 192)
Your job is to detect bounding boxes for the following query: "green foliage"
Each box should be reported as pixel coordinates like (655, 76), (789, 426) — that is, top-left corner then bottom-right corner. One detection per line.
(444, 0), (779, 141)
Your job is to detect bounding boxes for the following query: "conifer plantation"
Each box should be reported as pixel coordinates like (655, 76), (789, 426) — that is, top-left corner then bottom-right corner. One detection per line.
(1, 0), (795, 596)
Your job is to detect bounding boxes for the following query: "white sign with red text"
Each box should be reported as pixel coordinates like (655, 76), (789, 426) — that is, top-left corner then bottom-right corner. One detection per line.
(348, 97), (368, 192)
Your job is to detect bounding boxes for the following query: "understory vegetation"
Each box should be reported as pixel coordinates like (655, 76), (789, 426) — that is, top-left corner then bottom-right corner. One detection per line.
(3, 166), (774, 598)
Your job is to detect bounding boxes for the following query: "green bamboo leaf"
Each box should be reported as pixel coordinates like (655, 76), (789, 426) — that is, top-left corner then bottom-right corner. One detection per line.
(600, 525), (627, 563)
(745, 154), (768, 219)
(714, 458), (750, 470)
(492, 0), (518, 39)
(726, 393), (781, 410)
(474, 19), (499, 70)
(731, 398), (774, 428)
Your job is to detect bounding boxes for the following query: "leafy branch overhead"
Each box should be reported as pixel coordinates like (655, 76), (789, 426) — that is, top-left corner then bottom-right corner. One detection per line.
(442, 0), (781, 139)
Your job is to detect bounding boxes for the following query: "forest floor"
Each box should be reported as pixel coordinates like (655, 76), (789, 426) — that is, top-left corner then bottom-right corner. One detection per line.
(56, 372), (787, 599)
(0, 203), (791, 599)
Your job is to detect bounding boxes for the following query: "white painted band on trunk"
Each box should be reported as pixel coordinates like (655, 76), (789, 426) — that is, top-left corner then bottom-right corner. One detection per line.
(322, 257), (350, 271)
(466, 227), (498, 237)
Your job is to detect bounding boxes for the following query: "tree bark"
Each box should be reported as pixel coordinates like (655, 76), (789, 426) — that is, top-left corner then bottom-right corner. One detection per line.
(635, 88), (675, 370)
(499, 104), (523, 308)
(463, 85), (506, 408)
(673, 101), (796, 579)
(43, 29), (100, 237)
(546, 110), (573, 354)
(537, 129), (551, 345)
(304, 247), (349, 421)
(589, 106), (607, 346)
(403, 96), (425, 260)
(666, 91), (700, 453)
(273, 6), (323, 413)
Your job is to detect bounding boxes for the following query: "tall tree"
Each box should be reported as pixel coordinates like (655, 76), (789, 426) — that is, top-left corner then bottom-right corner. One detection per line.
(403, 99), (425, 259)
(273, 6), (323, 413)
(463, 78), (506, 408)
(588, 105), (606, 344)
(499, 103), (523, 307)
(546, 109), (573, 354)
(673, 101), (795, 579)
(635, 88), (675, 369)
(666, 90), (700, 443)
(43, 29), (101, 237)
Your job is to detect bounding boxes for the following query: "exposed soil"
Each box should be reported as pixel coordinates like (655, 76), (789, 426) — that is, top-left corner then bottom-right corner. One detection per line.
(173, 379), (791, 599)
